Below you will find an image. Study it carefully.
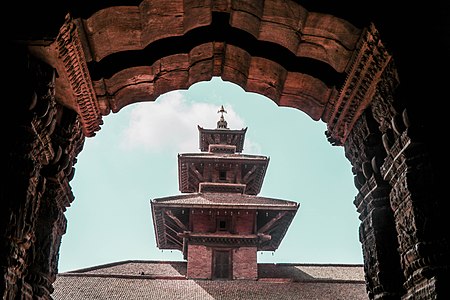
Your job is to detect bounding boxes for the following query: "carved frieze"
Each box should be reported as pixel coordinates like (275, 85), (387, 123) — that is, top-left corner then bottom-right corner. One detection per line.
(325, 23), (393, 146)
(187, 235), (260, 247)
(56, 14), (103, 137)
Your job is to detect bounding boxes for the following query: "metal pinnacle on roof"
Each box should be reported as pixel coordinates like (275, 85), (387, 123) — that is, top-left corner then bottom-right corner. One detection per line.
(217, 105), (229, 129)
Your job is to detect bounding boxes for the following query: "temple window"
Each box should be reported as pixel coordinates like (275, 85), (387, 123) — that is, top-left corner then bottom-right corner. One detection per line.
(217, 217), (230, 232)
(219, 170), (227, 181)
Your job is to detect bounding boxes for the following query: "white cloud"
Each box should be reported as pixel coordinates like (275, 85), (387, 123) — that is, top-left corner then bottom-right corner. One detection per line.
(119, 91), (259, 153)
(243, 139), (262, 155)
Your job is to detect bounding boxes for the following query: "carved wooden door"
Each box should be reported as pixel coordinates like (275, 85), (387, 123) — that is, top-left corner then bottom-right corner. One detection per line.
(213, 250), (231, 279)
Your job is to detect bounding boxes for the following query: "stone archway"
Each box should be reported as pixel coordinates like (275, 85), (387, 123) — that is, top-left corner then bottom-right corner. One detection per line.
(4, 1), (448, 299)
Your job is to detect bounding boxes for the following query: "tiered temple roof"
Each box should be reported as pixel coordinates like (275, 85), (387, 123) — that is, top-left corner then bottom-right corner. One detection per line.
(150, 106), (299, 279)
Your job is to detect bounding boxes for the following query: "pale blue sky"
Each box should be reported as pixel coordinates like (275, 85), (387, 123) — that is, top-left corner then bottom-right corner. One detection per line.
(58, 77), (362, 272)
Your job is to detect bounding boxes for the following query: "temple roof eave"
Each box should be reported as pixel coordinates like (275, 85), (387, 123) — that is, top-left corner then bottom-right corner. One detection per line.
(151, 193), (300, 209)
(177, 154), (270, 194)
(178, 153), (268, 160)
(150, 194), (299, 250)
(152, 202), (299, 211)
(198, 126), (248, 134)
(151, 208), (298, 251)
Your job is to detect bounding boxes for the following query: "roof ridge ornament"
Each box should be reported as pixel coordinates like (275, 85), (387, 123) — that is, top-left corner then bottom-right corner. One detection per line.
(216, 105), (229, 129)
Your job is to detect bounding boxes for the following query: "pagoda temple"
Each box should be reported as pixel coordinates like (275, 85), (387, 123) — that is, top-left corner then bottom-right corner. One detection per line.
(150, 106), (299, 280)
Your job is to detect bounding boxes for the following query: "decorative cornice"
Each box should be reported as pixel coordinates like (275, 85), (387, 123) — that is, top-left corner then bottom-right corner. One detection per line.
(324, 23), (392, 146)
(56, 14), (103, 137)
(182, 233), (268, 247)
(199, 183), (246, 194)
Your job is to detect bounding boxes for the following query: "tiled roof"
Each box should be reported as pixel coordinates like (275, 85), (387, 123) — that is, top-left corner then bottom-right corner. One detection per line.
(151, 193), (299, 209)
(178, 153), (268, 160)
(67, 260), (187, 278)
(53, 261), (367, 300)
(178, 153), (269, 195)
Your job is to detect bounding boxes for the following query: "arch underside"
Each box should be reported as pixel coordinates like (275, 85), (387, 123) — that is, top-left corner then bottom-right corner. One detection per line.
(29, 0), (391, 145)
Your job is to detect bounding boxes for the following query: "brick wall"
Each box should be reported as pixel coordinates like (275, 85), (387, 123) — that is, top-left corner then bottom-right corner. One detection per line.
(232, 247), (257, 280)
(191, 213), (214, 233)
(234, 212), (255, 234)
(187, 244), (212, 279)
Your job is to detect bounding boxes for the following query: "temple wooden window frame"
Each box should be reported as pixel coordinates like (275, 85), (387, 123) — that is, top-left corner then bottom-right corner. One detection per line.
(216, 216), (230, 232)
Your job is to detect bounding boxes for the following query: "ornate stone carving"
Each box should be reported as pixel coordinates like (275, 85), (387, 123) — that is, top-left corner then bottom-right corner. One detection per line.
(25, 182), (69, 299)
(370, 60), (399, 134)
(2, 47), (85, 299)
(56, 14), (103, 137)
(345, 109), (404, 299)
(378, 97), (448, 298)
(325, 23), (392, 146)
(2, 53), (59, 299)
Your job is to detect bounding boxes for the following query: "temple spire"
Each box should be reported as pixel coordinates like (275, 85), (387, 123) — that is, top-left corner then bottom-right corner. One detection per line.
(216, 105), (229, 129)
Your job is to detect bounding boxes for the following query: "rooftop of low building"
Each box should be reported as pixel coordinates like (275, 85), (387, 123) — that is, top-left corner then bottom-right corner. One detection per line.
(53, 260), (367, 300)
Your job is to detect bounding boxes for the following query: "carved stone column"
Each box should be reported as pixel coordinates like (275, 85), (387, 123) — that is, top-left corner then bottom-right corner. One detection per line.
(25, 185), (68, 300)
(372, 61), (449, 299)
(325, 23), (404, 299)
(2, 45), (84, 299)
(344, 110), (404, 300)
(24, 108), (83, 299)
(377, 103), (449, 299)
(2, 46), (54, 299)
